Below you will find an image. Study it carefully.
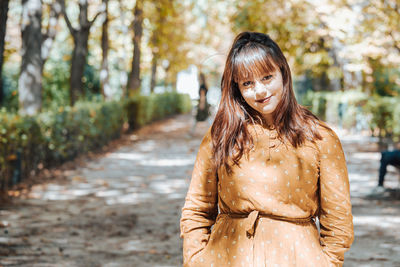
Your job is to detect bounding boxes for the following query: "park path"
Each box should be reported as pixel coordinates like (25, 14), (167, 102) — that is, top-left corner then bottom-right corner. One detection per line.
(1, 113), (400, 267)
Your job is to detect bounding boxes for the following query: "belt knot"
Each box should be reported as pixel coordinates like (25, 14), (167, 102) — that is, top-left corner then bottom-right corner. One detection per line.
(245, 210), (259, 237)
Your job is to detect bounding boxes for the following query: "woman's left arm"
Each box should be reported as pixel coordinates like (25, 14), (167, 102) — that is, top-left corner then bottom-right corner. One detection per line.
(180, 128), (218, 266)
(317, 127), (355, 267)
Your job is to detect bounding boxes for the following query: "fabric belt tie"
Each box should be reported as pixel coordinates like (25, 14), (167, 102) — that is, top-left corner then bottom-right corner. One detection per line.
(246, 210), (259, 236)
(223, 210), (314, 237)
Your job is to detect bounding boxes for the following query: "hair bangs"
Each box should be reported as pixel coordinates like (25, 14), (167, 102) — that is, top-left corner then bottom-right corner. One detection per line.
(232, 44), (278, 83)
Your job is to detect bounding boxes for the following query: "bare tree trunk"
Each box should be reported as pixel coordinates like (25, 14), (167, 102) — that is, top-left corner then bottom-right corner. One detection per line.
(327, 39), (342, 91)
(150, 52), (157, 93)
(70, 30), (89, 105)
(18, 0), (43, 116)
(41, 1), (62, 66)
(100, 0), (110, 100)
(61, 0), (103, 106)
(164, 64), (173, 89)
(127, 0), (143, 95)
(0, 0), (9, 105)
(117, 0), (128, 97)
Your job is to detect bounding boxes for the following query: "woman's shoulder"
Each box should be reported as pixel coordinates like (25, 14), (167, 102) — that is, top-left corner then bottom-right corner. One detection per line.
(315, 121), (339, 139)
(314, 121), (343, 153)
(199, 126), (213, 150)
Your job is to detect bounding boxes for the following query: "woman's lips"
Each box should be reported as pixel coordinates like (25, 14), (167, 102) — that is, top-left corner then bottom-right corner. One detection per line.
(256, 96), (272, 103)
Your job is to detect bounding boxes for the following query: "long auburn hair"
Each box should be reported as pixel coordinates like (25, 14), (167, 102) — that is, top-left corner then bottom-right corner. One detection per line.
(211, 31), (328, 176)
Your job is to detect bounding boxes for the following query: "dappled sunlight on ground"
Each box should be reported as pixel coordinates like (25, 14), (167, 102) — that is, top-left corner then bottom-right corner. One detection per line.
(0, 114), (207, 266)
(160, 120), (190, 133)
(354, 215), (400, 228)
(1, 115), (400, 266)
(335, 130), (400, 266)
(25, 138), (194, 206)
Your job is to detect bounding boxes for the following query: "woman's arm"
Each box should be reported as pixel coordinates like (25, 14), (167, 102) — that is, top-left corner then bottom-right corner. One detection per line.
(317, 127), (354, 267)
(180, 127), (218, 266)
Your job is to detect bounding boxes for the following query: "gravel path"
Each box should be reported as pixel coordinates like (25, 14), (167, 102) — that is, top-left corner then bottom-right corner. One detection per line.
(0, 113), (399, 266)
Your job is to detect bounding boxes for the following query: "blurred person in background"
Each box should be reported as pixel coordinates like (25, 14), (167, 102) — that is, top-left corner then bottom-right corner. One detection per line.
(189, 73), (212, 136)
(369, 149), (400, 196)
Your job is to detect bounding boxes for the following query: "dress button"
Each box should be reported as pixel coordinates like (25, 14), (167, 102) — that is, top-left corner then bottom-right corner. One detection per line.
(270, 133), (277, 139)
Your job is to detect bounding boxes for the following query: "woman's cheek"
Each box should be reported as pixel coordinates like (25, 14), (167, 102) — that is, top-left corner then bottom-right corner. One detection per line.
(242, 90), (254, 99)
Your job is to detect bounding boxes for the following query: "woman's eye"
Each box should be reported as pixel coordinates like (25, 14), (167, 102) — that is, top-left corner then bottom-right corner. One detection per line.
(263, 75), (273, 81)
(242, 81), (252, 87)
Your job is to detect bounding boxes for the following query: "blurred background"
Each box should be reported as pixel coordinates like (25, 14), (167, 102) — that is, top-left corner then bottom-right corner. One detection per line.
(1, 0), (400, 266)
(2, 0), (400, 144)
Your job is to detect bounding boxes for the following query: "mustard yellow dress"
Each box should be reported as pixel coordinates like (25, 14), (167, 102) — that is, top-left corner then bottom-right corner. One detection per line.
(180, 123), (354, 267)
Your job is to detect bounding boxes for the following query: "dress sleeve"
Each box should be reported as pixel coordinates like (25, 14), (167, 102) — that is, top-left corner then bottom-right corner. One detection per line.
(317, 127), (354, 267)
(180, 127), (218, 266)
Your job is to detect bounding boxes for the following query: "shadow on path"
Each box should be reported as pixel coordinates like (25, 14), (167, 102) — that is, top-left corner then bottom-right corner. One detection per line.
(338, 130), (400, 267)
(1, 115), (399, 266)
(0, 114), (209, 267)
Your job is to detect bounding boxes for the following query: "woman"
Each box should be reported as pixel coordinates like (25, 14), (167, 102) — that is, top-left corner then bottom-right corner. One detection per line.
(180, 32), (354, 267)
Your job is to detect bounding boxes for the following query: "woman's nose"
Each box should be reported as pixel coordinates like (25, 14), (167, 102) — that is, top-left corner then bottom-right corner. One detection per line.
(254, 81), (266, 97)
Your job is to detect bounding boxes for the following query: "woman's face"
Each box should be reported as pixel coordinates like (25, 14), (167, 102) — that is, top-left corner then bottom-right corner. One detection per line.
(237, 68), (284, 125)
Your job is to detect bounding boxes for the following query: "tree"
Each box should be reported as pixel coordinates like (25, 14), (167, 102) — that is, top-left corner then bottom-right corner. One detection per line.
(18, 0), (43, 116)
(127, 0), (143, 95)
(147, 0), (194, 90)
(0, 0), (9, 105)
(18, 0), (62, 115)
(42, 1), (62, 65)
(229, 0), (351, 92)
(148, 0), (164, 93)
(60, 0), (104, 105)
(100, 0), (110, 100)
(356, 0), (400, 94)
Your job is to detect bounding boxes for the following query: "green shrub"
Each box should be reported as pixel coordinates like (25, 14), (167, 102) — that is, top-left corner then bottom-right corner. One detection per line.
(364, 96), (399, 139)
(304, 89), (400, 140)
(0, 112), (44, 189)
(0, 92), (192, 191)
(303, 91), (327, 121)
(123, 91), (192, 130)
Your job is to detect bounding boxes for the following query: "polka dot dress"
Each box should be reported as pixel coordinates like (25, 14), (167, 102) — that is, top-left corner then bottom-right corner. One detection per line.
(180, 122), (354, 267)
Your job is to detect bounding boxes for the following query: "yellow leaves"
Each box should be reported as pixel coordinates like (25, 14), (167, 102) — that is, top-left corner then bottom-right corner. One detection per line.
(6, 154), (17, 161)
(72, 176), (86, 182)
(62, 54), (71, 61)
(8, 190), (21, 197)
(90, 109), (96, 117)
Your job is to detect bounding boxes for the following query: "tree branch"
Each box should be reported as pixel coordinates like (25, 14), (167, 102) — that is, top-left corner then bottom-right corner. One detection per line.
(89, 3), (106, 27)
(388, 31), (400, 53)
(41, 0), (62, 61)
(59, 0), (77, 38)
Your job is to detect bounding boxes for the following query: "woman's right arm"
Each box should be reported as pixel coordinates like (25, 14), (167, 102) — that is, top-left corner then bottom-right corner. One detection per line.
(180, 127), (218, 266)
(317, 126), (354, 267)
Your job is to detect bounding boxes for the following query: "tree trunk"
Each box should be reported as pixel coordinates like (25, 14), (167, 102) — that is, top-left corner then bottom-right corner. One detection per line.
(41, 0), (62, 66)
(0, 0), (9, 105)
(117, 0), (129, 97)
(70, 30), (89, 106)
(100, 0), (110, 100)
(127, 0), (143, 95)
(150, 52), (157, 93)
(61, 0), (102, 106)
(327, 40), (342, 91)
(18, 0), (43, 116)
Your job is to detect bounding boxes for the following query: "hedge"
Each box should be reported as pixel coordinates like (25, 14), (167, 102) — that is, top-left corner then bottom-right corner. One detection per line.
(0, 92), (192, 191)
(303, 90), (400, 141)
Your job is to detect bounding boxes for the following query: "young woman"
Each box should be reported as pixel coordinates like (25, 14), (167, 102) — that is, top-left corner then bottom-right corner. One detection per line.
(180, 32), (354, 267)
